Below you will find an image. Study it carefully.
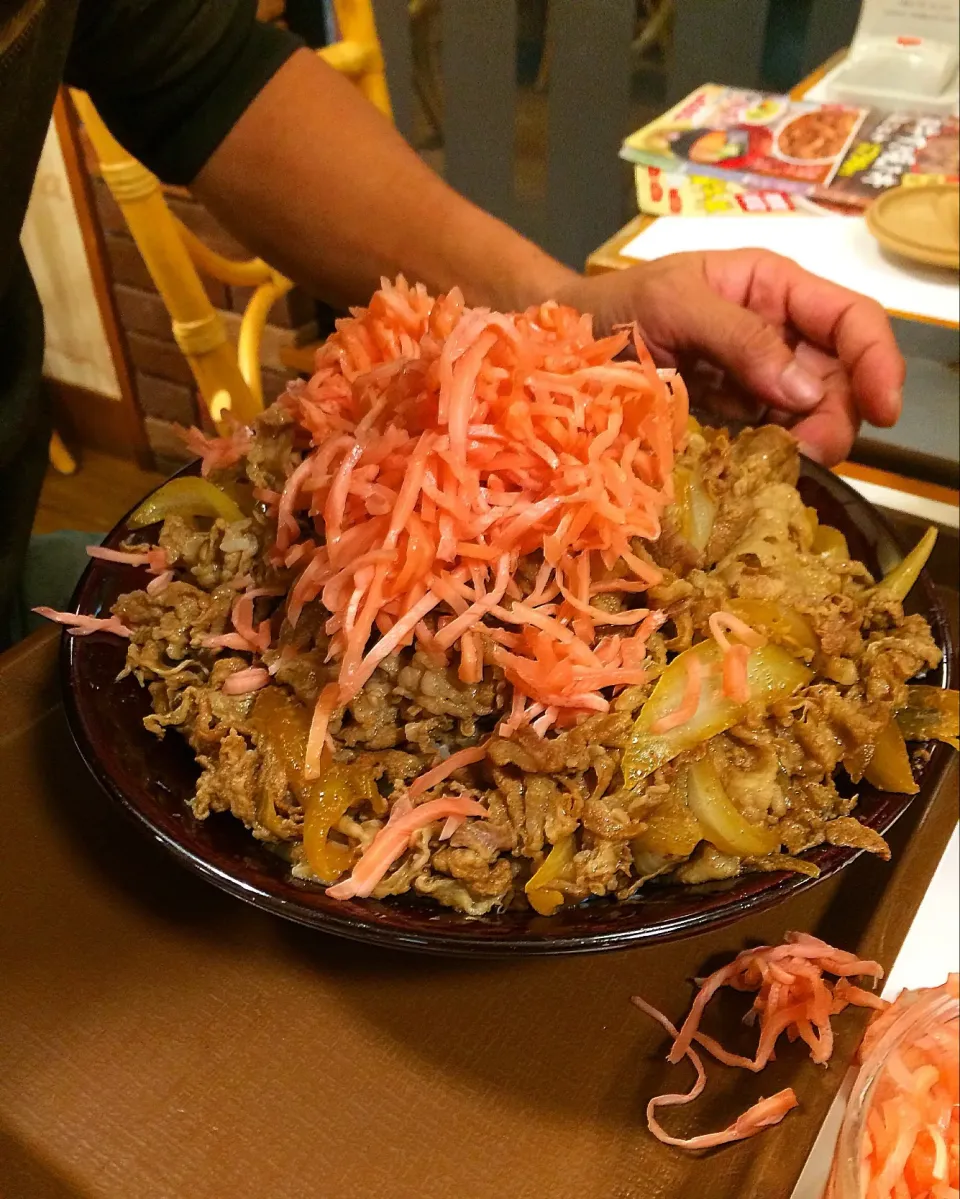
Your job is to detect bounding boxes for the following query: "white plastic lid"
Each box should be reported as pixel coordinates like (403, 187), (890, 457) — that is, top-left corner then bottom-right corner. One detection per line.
(848, 0), (958, 48)
(839, 36), (956, 97)
(818, 0), (959, 112)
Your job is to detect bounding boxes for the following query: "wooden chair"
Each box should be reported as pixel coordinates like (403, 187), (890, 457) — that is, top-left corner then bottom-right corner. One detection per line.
(48, 429), (77, 475)
(71, 0), (391, 433)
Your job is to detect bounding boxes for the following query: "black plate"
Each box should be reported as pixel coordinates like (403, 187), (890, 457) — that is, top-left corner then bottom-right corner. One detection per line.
(61, 461), (956, 956)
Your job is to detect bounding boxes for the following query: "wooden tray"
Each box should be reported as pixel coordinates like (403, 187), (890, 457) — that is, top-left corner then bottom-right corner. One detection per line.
(0, 605), (956, 1199)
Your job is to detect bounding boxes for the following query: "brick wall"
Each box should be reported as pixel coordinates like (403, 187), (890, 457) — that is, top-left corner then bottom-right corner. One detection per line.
(84, 152), (321, 468)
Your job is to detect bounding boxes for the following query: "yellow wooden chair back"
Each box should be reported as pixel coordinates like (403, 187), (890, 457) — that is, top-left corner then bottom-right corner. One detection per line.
(71, 0), (391, 433)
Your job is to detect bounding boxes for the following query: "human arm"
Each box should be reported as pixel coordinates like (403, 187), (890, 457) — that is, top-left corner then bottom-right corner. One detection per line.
(66, 5), (573, 332)
(190, 48), (574, 312)
(69, 4), (903, 464)
(194, 50), (902, 463)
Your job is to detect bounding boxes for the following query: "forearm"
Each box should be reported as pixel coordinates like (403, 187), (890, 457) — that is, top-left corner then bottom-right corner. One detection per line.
(193, 49), (576, 310)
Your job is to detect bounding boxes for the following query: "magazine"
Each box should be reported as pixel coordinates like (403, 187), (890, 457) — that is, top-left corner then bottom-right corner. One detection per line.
(621, 85), (870, 195)
(634, 164), (813, 217)
(822, 112), (959, 208)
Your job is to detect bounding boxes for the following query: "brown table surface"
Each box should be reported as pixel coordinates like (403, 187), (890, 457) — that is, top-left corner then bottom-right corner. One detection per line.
(1, 616), (957, 1199)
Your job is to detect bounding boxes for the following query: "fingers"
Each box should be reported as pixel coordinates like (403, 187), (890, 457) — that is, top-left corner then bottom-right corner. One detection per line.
(793, 340), (836, 375)
(748, 253), (905, 428)
(658, 286), (829, 416)
(771, 341), (859, 466)
(699, 338), (860, 465)
(790, 382), (860, 466)
(580, 249), (904, 444)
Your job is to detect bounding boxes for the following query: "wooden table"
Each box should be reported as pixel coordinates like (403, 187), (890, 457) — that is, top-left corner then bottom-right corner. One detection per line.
(1, 619), (956, 1199)
(2, 468), (958, 1199)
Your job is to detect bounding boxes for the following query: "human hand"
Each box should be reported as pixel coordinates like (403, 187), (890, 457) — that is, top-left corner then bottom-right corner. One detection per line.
(559, 249), (905, 466)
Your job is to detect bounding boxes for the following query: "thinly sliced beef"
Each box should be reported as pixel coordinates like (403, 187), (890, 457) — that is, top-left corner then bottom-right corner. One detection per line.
(108, 420), (945, 915)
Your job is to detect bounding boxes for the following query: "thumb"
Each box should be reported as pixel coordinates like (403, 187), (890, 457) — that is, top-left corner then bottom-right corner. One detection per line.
(669, 294), (825, 414)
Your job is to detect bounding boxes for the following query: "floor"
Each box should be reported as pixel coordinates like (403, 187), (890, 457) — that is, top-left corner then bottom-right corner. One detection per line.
(33, 448), (166, 537)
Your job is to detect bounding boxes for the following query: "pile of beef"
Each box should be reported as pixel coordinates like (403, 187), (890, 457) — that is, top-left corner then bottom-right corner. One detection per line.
(113, 417), (941, 915)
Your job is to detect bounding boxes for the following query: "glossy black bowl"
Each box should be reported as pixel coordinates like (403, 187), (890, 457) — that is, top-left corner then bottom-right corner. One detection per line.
(61, 461), (956, 956)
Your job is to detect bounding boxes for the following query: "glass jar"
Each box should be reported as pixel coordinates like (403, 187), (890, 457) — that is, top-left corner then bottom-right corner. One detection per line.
(827, 985), (959, 1198)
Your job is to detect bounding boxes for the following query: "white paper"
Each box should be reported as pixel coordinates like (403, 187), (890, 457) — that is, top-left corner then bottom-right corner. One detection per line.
(21, 119), (122, 399)
(619, 215), (960, 326)
(840, 475), (960, 531)
(880, 823), (960, 999)
(791, 824), (959, 1199)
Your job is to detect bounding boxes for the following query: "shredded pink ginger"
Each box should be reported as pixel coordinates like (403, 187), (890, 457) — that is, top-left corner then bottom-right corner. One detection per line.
(222, 667), (271, 695)
(326, 794), (489, 900)
(406, 742), (490, 799)
(178, 421), (253, 476)
(650, 654), (703, 735)
(709, 611), (766, 705)
(146, 570), (174, 595)
(34, 546), (169, 640)
(251, 277), (687, 777)
(85, 543), (169, 574)
(32, 607), (132, 638)
(633, 932), (888, 1151)
(855, 975), (959, 1198)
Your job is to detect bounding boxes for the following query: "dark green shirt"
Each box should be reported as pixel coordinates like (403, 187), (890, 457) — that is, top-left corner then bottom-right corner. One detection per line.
(0, 0), (300, 641)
